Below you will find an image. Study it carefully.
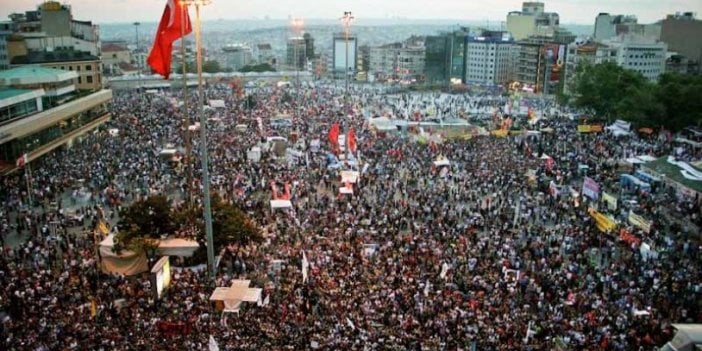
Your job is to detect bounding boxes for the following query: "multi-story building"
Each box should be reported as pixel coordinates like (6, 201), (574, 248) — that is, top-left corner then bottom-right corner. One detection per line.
(356, 45), (370, 81)
(659, 12), (702, 74)
(255, 43), (274, 65)
(594, 13), (661, 41)
(286, 37), (307, 70)
(515, 36), (567, 94)
(332, 33), (358, 80)
(10, 50), (101, 91)
(601, 34), (667, 81)
(465, 30), (515, 85)
(424, 27), (470, 85)
(666, 52), (700, 75)
(222, 44), (252, 71)
(303, 33), (315, 62)
(0, 65), (112, 173)
(0, 23), (11, 71)
(102, 42), (131, 76)
(369, 41), (425, 82)
(506, 2), (560, 40)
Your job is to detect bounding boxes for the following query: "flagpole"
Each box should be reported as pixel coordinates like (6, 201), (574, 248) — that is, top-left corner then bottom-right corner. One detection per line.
(180, 2), (193, 204)
(187, 0), (216, 278)
(25, 158), (33, 207)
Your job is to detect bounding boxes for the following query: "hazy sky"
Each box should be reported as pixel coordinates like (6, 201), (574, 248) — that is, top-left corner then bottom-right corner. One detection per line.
(1, 0), (700, 24)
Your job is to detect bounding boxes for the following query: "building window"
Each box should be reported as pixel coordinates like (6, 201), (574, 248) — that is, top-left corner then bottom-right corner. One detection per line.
(77, 66), (81, 71)
(69, 66), (72, 71)
(87, 75), (93, 84)
(86, 65), (92, 71)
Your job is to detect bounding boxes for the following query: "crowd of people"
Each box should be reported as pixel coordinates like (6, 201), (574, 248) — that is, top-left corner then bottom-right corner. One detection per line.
(0, 82), (700, 350)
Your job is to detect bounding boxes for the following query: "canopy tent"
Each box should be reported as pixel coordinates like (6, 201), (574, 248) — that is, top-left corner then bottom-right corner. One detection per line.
(209, 100), (226, 109)
(270, 199), (293, 210)
(99, 234), (199, 276)
(340, 171), (360, 184)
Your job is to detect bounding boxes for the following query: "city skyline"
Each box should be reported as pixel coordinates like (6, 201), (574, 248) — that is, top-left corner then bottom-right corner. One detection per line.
(0, 0), (700, 25)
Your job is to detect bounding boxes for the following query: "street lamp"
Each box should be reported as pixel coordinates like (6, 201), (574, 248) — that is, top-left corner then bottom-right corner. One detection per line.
(290, 17), (304, 89)
(181, 0), (215, 278)
(133, 22), (141, 91)
(340, 11), (354, 97)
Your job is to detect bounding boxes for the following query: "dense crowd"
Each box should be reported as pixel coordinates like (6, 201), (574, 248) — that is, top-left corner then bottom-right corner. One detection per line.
(0, 83), (700, 350)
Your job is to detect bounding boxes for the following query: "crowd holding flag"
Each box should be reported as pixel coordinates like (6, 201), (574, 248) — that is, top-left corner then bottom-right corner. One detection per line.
(346, 127), (357, 154)
(147, 0), (192, 79)
(328, 123), (340, 153)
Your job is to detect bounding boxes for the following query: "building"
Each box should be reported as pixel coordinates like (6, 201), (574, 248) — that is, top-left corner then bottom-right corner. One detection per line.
(465, 30), (516, 85)
(563, 39), (608, 93)
(101, 42), (131, 76)
(666, 52), (700, 75)
(286, 37), (306, 70)
(356, 45), (370, 81)
(332, 33), (358, 80)
(10, 49), (101, 91)
(424, 27), (470, 85)
(601, 34), (667, 81)
(369, 40), (425, 82)
(594, 13), (661, 41)
(0, 23), (11, 71)
(506, 2), (560, 40)
(514, 36), (567, 94)
(0, 65), (112, 173)
(659, 12), (702, 74)
(222, 44), (252, 71)
(255, 43), (274, 64)
(303, 33), (315, 62)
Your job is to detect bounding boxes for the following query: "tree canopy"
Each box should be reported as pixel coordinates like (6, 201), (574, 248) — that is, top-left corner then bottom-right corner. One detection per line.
(570, 62), (702, 131)
(239, 63), (276, 73)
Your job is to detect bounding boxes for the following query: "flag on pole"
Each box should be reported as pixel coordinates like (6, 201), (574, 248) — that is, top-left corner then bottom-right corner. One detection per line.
(328, 123), (340, 152)
(301, 250), (309, 283)
(347, 127), (357, 154)
(147, 0), (192, 79)
(15, 153), (28, 168)
(208, 335), (220, 351)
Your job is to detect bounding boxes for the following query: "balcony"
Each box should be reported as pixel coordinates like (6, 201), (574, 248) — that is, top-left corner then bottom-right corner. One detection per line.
(0, 89), (112, 143)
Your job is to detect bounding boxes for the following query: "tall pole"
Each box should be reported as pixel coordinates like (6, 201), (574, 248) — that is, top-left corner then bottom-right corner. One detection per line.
(341, 11), (354, 98)
(133, 22), (141, 91)
(181, 3), (193, 203)
(189, 0), (215, 278)
(25, 159), (33, 207)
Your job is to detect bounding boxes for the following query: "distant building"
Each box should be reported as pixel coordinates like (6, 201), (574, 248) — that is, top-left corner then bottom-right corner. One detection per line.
(601, 34), (667, 81)
(10, 49), (102, 91)
(255, 43), (274, 64)
(332, 33), (358, 80)
(101, 42), (131, 76)
(465, 30), (516, 85)
(356, 45), (370, 81)
(286, 37), (306, 70)
(303, 33), (315, 61)
(659, 12), (702, 74)
(0, 23), (11, 71)
(0, 65), (112, 173)
(424, 27), (470, 85)
(666, 52), (700, 75)
(594, 13), (660, 41)
(506, 2), (560, 40)
(369, 39), (425, 82)
(222, 44), (252, 71)
(515, 36), (567, 94)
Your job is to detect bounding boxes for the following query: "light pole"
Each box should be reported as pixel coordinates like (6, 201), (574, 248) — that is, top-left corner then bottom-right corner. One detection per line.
(133, 22), (142, 91)
(182, 0), (215, 278)
(290, 17), (304, 90)
(340, 11), (354, 97)
(179, 2), (193, 204)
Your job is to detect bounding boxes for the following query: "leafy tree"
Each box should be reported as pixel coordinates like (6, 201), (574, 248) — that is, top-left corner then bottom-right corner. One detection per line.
(239, 63), (276, 73)
(655, 73), (702, 130)
(175, 195), (262, 265)
(115, 195), (177, 264)
(203, 60), (221, 73)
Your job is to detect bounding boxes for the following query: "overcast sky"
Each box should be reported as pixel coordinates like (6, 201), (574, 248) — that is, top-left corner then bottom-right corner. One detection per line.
(1, 0), (700, 24)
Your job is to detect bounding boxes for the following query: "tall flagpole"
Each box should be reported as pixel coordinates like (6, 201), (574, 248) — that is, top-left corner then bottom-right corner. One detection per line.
(191, 0), (215, 278)
(181, 2), (193, 203)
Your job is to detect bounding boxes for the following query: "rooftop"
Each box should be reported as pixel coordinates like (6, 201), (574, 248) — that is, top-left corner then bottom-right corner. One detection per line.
(0, 65), (78, 85)
(0, 88), (35, 100)
(102, 43), (129, 52)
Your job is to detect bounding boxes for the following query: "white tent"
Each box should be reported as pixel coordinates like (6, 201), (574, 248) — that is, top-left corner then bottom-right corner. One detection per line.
(270, 199), (293, 209)
(209, 100), (226, 109)
(98, 234), (199, 276)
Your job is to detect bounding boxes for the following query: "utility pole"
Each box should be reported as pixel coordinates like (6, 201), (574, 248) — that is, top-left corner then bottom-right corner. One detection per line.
(133, 22), (142, 91)
(180, 3), (193, 204)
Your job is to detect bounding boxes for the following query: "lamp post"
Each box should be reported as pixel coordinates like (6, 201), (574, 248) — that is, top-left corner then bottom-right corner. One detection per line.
(340, 11), (354, 97)
(290, 17), (304, 90)
(181, 0), (215, 278)
(133, 22), (142, 91)
(179, 3), (193, 204)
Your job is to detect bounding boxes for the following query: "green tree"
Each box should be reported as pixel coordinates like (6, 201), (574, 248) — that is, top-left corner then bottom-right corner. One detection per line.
(202, 60), (222, 73)
(175, 195), (262, 265)
(572, 61), (649, 122)
(655, 73), (702, 130)
(115, 195), (177, 264)
(239, 63), (276, 73)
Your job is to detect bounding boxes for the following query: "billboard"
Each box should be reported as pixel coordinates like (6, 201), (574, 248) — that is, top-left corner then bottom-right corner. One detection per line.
(151, 256), (171, 299)
(333, 37), (357, 72)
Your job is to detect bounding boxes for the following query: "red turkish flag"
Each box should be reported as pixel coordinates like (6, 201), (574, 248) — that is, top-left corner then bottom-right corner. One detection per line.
(347, 127), (357, 154)
(147, 0), (192, 79)
(328, 123), (340, 151)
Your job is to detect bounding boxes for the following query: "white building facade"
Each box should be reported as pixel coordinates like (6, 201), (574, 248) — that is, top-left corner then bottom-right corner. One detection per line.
(465, 31), (515, 84)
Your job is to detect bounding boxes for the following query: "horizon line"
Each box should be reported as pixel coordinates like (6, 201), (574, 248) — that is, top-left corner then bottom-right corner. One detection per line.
(97, 17), (594, 26)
